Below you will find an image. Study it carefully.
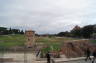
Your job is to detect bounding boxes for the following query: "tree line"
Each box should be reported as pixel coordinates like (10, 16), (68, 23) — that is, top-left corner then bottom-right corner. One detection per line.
(0, 27), (24, 35)
(57, 24), (96, 38)
(0, 24), (96, 39)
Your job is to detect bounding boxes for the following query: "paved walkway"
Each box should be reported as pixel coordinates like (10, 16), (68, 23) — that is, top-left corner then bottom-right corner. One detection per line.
(36, 59), (94, 63)
(36, 56), (94, 63)
(0, 53), (37, 63)
(2, 60), (94, 63)
(0, 53), (95, 63)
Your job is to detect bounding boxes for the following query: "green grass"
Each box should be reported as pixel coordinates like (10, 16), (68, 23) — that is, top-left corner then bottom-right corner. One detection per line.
(36, 37), (78, 43)
(0, 34), (79, 50)
(36, 37), (79, 52)
(90, 39), (96, 43)
(0, 34), (26, 48)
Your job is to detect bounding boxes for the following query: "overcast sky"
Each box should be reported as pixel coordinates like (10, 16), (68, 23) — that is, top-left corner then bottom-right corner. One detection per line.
(0, 0), (96, 34)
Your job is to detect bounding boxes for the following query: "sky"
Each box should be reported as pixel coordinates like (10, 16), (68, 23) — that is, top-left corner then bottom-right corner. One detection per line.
(0, 0), (96, 34)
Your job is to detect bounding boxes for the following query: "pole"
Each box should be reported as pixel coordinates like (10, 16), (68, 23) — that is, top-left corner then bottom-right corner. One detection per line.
(24, 46), (27, 63)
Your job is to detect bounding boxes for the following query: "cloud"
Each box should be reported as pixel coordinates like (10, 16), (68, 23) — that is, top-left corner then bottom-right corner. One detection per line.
(0, 0), (96, 34)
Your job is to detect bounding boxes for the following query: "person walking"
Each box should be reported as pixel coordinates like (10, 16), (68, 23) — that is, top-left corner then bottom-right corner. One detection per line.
(36, 49), (41, 57)
(85, 48), (91, 61)
(92, 48), (96, 63)
(46, 51), (51, 63)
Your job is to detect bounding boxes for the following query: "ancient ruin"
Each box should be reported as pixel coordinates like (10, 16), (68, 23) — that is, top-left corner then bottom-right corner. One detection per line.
(25, 30), (35, 48)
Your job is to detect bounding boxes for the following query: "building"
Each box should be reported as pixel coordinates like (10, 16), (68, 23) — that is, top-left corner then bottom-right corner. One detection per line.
(25, 30), (35, 48)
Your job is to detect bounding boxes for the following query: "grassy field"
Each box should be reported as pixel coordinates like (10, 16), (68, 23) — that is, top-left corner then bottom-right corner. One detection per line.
(36, 37), (78, 43)
(36, 37), (79, 51)
(0, 34), (95, 52)
(0, 34), (26, 48)
(0, 34), (80, 51)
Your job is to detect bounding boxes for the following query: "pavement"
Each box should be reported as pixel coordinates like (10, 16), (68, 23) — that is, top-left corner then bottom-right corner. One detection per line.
(0, 53), (95, 63)
(1, 60), (94, 63)
(36, 56), (94, 63)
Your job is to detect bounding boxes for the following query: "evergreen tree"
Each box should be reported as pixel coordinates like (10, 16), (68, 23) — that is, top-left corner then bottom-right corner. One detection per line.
(20, 30), (24, 34)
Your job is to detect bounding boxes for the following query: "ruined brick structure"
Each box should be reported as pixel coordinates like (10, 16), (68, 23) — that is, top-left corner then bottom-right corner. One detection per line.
(61, 40), (94, 58)
(25, 30), (35, 48)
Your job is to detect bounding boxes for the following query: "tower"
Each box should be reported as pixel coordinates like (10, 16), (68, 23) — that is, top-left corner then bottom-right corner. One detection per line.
(25, 30), (35, 48)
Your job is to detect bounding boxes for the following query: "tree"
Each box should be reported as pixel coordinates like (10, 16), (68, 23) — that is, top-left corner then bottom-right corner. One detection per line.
(57, 31), (70, 37)
(11, 29), (20, 34)
(20, 30), (24, 34)
(71, 25), (82, 38)
(0, 27), (8, 35)
(0, 27), (24, 35)
(91, 33), (96, 39)
(81, 25), (94, 38)
(93, 25), (96, 33)
(8, 27), (12, 34)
